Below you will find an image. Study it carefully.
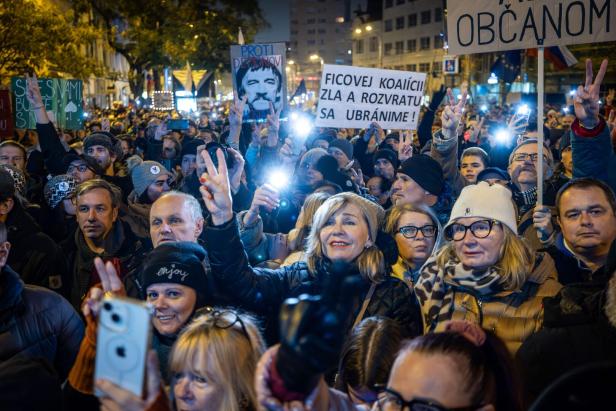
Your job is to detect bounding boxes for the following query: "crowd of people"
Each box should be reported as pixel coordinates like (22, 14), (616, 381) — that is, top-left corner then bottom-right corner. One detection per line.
(1, 58), (615, 411)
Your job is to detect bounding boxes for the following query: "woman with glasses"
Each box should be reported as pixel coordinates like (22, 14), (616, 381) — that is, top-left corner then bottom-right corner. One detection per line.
(377, 321), (523, 411)
(385, 204), (443, 289)
(415, 182), (562, 353)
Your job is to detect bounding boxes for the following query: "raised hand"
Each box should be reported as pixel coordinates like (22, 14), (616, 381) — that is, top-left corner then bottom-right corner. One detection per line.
(199, 148), (233, 225)
(226, 147), (245, 195)
(229, 93), (248, 129)
(278, 137), (301, 166)
(441, 88), (468, 139)
(82, 258), (125, 320)
(266, 102), (281, 147)
(574, 59), (608, 128)
(468, 117), (485, 143)
(97, 350), (161, 411)
(269, 233), (289, 262)
(606, 88), (615, 106)
(532, 205), (554, 242)
(508, 112), (528, 138)
(24, 73), (44, 108)
(398, 130), (413, 162)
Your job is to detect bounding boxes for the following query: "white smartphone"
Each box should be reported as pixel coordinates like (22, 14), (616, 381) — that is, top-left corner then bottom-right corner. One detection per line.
(94, 296), (153, 398)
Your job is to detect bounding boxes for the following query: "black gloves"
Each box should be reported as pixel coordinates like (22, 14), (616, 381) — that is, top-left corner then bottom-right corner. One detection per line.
(275, 261), (362, 395)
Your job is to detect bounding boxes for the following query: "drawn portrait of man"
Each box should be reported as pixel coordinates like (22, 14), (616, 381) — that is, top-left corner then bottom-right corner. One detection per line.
(235, 57), (283, 122)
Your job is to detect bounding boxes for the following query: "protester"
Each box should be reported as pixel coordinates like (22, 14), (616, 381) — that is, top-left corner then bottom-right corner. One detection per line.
(0, 221), (84, 381)
(43, 174), (79, 242)
(415, 182), (562, 353)
(385, 203), (443, 289)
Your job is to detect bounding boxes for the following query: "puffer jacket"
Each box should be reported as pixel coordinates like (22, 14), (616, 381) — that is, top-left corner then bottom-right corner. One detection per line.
(0, 265), (84, 381)
(204, 216), (423, 344)
(417, 252), (562, 354)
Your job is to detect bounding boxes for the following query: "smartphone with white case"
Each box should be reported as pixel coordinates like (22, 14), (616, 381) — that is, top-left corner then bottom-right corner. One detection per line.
(94, 296), (152, 398)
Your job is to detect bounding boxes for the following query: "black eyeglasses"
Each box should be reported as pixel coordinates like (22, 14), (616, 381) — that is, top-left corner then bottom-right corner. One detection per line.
(194, 307), (252, 346)
(67, 164), (90, 173)
(397, 224), (437, 239)
(376, 387), (480, 411)
(512, 152), (548, 163)
(445, 220), (501, 241)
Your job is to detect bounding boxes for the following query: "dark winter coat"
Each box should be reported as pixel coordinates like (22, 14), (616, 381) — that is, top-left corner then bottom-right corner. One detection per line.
(516, 283), (616, 400)
(204, 216), (423, 344)
(0, 266), (84, 381)
(543, 234), (610, 286)
(6, 200), (69, 296)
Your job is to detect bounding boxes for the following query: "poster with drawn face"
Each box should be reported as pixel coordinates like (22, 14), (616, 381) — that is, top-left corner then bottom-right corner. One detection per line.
(230, 43), (287, 123)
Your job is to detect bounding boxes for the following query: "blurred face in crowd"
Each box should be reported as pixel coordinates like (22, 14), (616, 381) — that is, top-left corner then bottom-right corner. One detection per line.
(558, 186), (616, 260)
(561, 114), (575, 128)
(312, 139), (329, 150)
(385, 350), (492, 411)
(319, 203), (370, 263)
(507, 143), (551, 189)
(451, 217), (505, 270)
(300, 162), (323, 186)
(149, 194), (204, 248)
(391, 174), (433, 207)
(146, 283), (196, 336)
(384, 137), (400, 153)
(328, 146), (350, 168)
(120, 140), (131, 156)
(163, 138), (178, 159)
(0, 145), (26, 171)
(146, 175), (172, 203)
(374, 159), (395, 181)
(86, 145), (114, 170)
(241, 67), (280, 112)
(460, 155), (486, 183)
(173, 366), (224, 411)
(186, 125), (198, 138)
(367, 176), (389, 206)
(560, 147), (573, 176)
(395, 211), (437, 269)
(76, 188), (118, 242)
(182, 154), (197, 176)
(67, 160), (97, 183)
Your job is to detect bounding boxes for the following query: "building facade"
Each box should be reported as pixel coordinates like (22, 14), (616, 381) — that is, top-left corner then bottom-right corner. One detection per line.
(352, 0), (447, 95)
(289, 0), (353, 91)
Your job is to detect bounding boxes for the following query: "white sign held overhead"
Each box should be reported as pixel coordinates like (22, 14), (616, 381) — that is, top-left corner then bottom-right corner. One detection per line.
(446, 0), (616, 55)
(315, 64), (426, 130)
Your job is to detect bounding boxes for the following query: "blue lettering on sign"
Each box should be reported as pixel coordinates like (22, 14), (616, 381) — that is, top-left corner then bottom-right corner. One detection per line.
(240, 44), (275, 57)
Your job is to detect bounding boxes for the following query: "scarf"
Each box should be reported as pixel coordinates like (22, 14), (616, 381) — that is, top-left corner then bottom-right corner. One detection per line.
(415, 256), (504, 331)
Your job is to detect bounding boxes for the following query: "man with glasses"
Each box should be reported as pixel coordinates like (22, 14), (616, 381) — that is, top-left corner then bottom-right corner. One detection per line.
(63, 153), (104, 184)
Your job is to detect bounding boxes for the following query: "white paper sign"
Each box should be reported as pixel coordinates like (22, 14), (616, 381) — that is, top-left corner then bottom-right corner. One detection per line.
(446, 0), (616, 55)
(315, 65), (426, 130)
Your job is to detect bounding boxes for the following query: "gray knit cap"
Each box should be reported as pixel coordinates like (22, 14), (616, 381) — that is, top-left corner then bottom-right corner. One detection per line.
(129, 158), (171, 196)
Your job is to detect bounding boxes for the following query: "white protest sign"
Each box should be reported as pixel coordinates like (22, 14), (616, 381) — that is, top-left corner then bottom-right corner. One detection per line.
(316, 65), (426, 130)
(447, 0), (616, 55)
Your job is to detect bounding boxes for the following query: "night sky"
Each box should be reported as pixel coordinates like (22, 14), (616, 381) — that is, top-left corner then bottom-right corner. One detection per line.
(253, 0), (290, 43)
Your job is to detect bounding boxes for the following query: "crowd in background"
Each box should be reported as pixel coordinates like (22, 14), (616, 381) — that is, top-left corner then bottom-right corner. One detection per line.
(0, 59), (615, 411)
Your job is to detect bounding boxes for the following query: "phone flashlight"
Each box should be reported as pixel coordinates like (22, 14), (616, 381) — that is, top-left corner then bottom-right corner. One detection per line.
(569, 90), (576, 96)
(480, 104), (488, 112)
(495, 129), (511, 144)
(517, 104), (530, 116)
(292, 115), (313, 139)
(563, 107), (569, 113)
(268, 169), (290, 190)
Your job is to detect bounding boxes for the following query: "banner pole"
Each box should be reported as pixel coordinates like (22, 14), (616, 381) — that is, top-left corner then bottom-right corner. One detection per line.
(537, 46), (544, 207)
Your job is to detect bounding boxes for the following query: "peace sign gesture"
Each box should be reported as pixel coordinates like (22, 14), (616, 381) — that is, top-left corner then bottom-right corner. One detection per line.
(199, 148), (234, 225)
(82, 258), (125, 321)
(468, 117), (485, 143)
(574, 59), (608, 128)
(441, 88), (468, 139)
(266, 101), (281, 147)
(398, 130), (414, 162)
(229, 93), (248, 129)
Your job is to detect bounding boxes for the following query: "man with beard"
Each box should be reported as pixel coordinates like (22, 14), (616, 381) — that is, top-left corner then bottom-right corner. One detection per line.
(235, 57), (283, 122)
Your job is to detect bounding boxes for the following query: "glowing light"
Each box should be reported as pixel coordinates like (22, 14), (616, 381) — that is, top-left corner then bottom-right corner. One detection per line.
(366, 25), (373, 31)
(517, 104), (530, 116)
(495, 129), (511, 144)
(563, 107), (569, 113)
(290, 112), (299, 121)
(569, 90), (576, 96)
(268, 170), (290, 190)
(355, 28), (362, 34)
(292, 115), (313, 139)
(480, 104), (488, 112)
(487, 73), (498, 85)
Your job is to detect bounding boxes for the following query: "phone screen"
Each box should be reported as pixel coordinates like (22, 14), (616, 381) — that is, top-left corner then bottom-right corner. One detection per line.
(167, 119), (190, 130)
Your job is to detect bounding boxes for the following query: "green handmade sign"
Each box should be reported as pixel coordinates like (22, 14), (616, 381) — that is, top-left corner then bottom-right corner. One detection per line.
(11, 77), (83, 130)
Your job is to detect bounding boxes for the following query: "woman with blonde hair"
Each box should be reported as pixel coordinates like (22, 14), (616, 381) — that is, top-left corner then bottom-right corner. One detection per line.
(415, 181), (562, 353)
(200, 153), (423, 344)
(168, 309), (265, 411)
(385, 203), (443, 288)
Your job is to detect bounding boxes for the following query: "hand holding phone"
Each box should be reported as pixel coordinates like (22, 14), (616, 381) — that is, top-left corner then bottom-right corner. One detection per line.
(95, 296), (153, 398)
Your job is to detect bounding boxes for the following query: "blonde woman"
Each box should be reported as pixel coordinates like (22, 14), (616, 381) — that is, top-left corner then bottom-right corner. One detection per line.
(199, 150), (423, 340)
(415, 181), (562, 353)
(96, 309), (266, 411)
(385, 203), (443, 288)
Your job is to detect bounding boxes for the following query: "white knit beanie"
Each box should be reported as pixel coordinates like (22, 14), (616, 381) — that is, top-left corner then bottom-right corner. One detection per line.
(445, 181), (518, 234)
